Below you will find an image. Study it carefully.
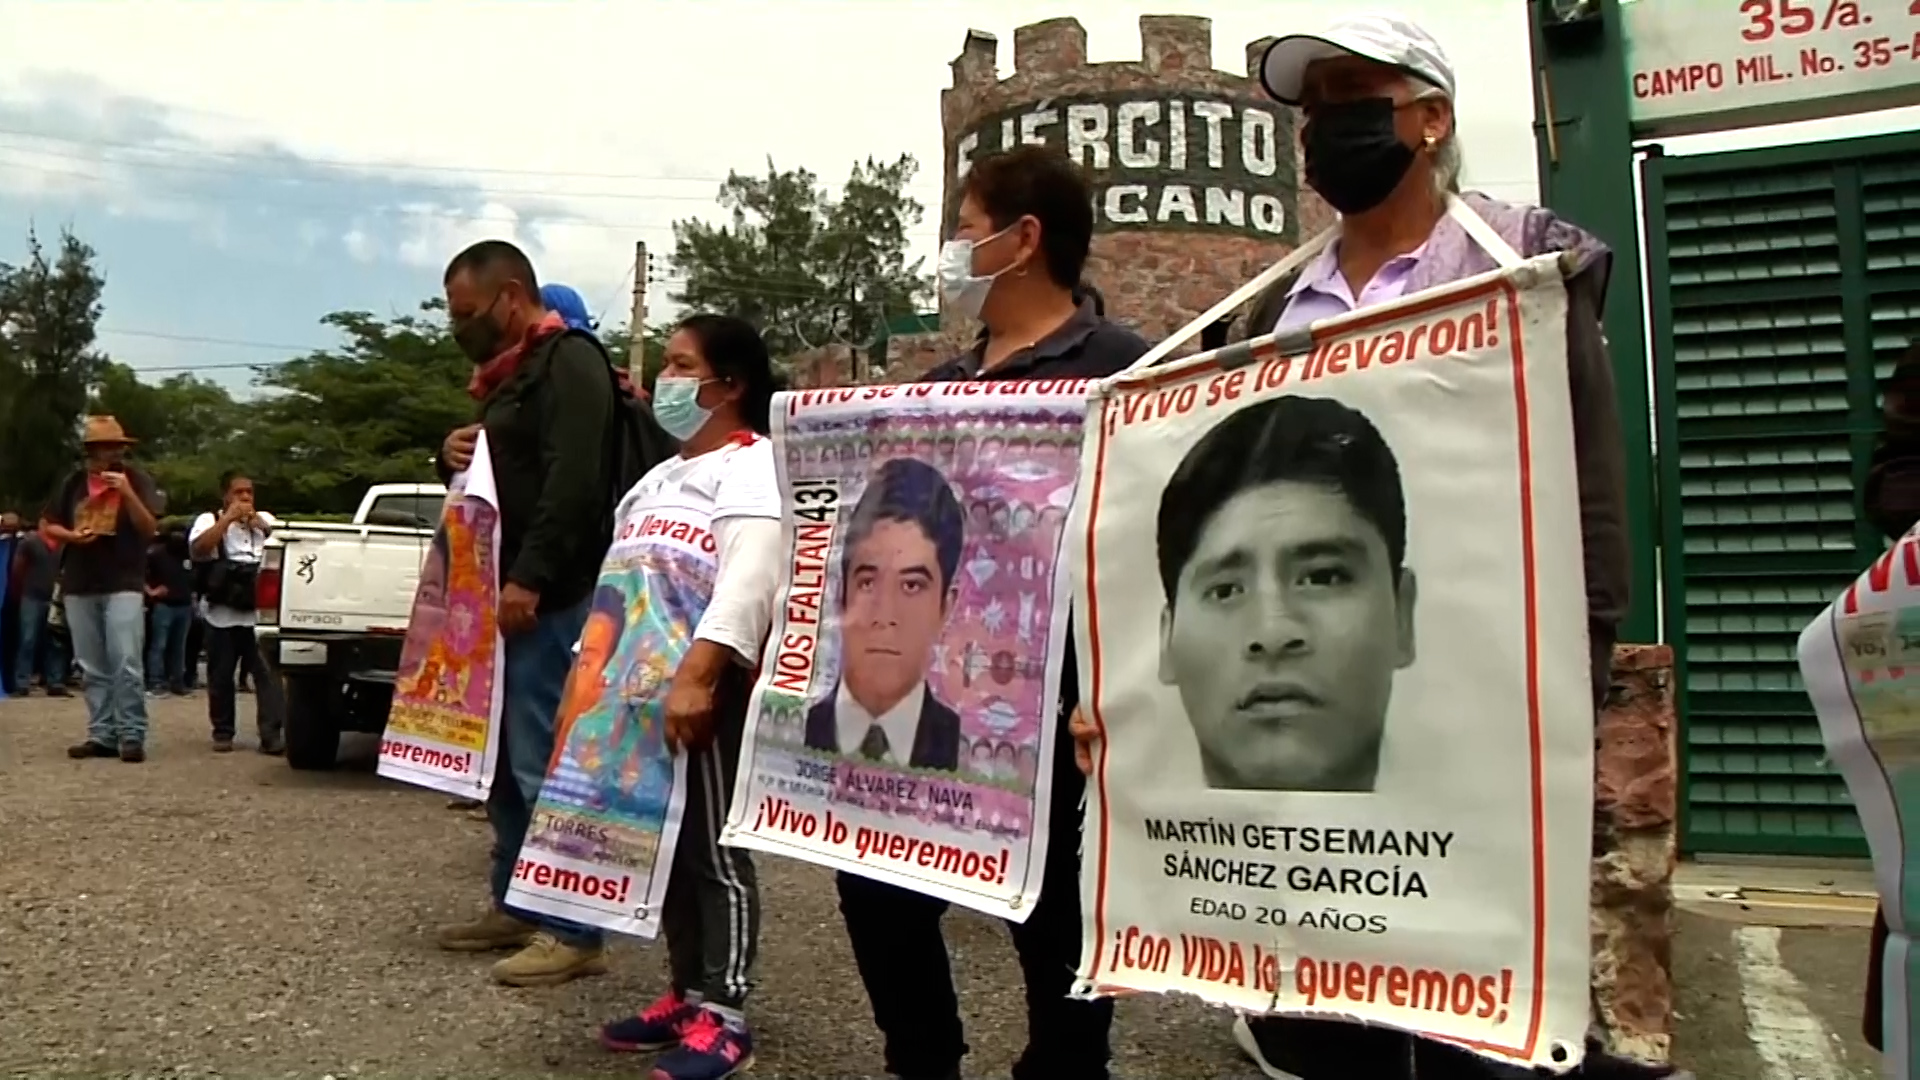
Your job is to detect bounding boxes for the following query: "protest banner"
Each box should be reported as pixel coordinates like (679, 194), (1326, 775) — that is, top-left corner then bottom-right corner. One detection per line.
(377, 432), (503, 797)
(1799, 529), (1920, 1077)
(502, 467), (717, 938)
(721, 382), (1091, 919)
(1069, 256), (1597, 1068)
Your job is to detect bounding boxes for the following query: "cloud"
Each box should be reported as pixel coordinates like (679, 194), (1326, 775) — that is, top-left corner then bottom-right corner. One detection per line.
(340, 225), (378, 263)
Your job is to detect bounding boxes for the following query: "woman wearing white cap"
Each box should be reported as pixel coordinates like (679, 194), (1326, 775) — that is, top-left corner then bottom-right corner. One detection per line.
(1068, 10), (1689, 1080)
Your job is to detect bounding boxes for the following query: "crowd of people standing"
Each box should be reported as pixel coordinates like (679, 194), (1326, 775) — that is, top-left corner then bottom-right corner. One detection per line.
(0, 13), (1703, 1080)
(0, 429), (275, 760)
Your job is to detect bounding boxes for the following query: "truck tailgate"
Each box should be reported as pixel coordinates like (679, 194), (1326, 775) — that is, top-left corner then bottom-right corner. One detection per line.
(276, 526), (433, 634)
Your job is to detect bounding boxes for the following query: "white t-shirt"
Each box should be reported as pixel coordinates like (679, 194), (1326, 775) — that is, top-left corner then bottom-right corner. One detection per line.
(189, 509), (279, 629)
(616, 437), (782, 661)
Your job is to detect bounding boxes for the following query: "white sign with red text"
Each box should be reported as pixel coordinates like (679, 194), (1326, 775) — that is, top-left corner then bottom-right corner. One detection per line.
(1069, 258), (1596, 1070)
(1623, 0), (1920, 135)
(722, 381), (1093, 920)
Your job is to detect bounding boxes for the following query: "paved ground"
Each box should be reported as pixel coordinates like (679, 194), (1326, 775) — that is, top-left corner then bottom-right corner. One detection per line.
(0, 692), (1891, 1079)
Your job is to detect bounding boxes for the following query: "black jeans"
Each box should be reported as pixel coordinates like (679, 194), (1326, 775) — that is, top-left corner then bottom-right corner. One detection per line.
(205, 622), (282, 743)
(835, 728), (1113, 1080)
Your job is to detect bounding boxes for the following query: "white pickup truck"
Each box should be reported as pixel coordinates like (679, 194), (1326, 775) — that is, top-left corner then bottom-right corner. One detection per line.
(257, 483), (446, 770)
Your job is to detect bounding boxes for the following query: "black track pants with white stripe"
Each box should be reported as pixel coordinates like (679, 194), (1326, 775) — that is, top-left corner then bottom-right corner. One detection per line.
(661, 705), (760, 1010)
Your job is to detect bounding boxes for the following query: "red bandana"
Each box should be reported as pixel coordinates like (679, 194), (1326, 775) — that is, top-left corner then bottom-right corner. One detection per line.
(468, 310), (567, 401)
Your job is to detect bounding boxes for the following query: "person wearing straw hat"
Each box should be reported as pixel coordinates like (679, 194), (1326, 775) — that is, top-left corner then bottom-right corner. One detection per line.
(1066, 11), (1679, 1080)
(39, 415), (161, 763)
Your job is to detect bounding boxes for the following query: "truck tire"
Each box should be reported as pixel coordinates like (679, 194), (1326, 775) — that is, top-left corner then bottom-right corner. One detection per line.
(283, 673), (343, 771)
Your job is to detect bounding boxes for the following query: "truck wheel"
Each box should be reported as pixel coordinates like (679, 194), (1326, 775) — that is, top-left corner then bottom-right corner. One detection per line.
(283, 673), (343, 771)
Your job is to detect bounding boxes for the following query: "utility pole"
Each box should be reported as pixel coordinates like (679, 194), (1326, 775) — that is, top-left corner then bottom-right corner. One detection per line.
(627, 240), (649, 381)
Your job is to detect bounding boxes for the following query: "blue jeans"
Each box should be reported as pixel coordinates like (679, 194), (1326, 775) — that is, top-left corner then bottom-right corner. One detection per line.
(64, 592), (149, 746)
(489, 597), (602, 948)
(146, 604), (192, 691)
(13, 598), (68, 690)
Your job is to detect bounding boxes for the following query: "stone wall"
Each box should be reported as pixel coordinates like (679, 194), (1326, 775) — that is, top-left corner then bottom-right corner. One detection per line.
(937, 16), (1332, 351)
(1592, 644), (1678, 1063)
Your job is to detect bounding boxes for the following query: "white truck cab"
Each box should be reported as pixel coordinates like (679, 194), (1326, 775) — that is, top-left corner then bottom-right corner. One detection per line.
(257, 482), (446, 769)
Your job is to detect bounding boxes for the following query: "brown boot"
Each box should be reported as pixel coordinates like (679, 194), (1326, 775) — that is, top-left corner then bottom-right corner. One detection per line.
(490, 932), (608, 987)
(433, 908), (536, 953)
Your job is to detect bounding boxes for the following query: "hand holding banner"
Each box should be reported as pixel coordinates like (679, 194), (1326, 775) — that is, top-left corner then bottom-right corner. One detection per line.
(1069, 258), (1596, 1069)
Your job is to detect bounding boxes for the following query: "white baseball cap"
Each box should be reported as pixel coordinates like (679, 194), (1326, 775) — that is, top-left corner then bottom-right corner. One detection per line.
(1259, 14), (1456, 106)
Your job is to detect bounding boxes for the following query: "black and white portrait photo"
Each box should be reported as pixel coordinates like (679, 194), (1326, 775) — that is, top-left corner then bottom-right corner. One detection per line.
(1155, 394), (1417, 793)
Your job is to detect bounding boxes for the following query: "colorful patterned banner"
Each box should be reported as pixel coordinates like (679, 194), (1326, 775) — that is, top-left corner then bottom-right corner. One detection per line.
(723, 382), (1093, 919)
(378, 432), (504, 797)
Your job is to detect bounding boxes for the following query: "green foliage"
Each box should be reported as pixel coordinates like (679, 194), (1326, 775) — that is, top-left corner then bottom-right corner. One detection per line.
(90, 363), (249, 514)
(0, 227), (110, 514)
(242, 304), (472, 514)
(668, 155), (931, 366)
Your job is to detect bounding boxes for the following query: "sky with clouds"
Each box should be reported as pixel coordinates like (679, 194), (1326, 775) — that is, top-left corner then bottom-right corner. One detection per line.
(0, 0), (1914, 396)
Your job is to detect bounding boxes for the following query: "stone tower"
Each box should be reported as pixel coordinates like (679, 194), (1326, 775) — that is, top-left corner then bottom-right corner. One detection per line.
(887, 15), (1334, 375)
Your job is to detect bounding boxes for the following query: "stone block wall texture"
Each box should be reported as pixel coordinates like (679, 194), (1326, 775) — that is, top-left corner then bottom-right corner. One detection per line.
(935, 16), (1332, 352)
(1591, 644), (1678, 1064)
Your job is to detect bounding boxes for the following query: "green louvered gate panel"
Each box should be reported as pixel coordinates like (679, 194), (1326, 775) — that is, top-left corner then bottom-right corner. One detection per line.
(1646, 131), (1920, 858)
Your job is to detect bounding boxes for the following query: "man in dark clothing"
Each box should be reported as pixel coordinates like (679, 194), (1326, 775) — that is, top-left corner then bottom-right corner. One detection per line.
(832, 146), (1148, 1080)
(144, 527), (195, 696)
(13, 526), (74, 696)
(41, 415), (160, 762)
(429, 239), (660, 988)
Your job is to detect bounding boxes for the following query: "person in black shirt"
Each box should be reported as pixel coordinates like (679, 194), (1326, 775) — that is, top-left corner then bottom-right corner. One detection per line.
(10, 524), (69, 696)
(40, 416), (160, 762)
(144, 525), (195, 696)
(832, 145), (1148, 1080)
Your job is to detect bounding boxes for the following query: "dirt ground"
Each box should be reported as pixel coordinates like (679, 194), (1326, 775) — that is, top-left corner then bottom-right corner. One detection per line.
(0, 691), (1874, 1079)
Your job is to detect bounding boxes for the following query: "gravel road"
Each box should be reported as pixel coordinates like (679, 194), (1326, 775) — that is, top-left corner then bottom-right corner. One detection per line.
(0, 692), (1271, 1080)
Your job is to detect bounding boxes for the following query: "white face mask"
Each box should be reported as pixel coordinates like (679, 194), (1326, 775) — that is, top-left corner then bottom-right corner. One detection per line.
(937, 224), (1016, 321)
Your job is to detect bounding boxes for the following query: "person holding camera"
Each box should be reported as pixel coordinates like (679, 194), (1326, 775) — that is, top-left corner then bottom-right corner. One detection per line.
(41, 416), (160, 762)
(189, 470), (285, 755)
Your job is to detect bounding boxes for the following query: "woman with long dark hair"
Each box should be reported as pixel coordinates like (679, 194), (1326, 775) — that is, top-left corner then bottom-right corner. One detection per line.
(591, 313), (785, 1080)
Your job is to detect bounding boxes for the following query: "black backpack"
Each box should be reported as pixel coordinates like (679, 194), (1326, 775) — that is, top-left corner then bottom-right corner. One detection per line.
(537, 328), (679, 524)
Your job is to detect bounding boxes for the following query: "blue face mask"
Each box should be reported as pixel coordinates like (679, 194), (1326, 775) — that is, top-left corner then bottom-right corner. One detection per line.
(652, 376), (714, 442)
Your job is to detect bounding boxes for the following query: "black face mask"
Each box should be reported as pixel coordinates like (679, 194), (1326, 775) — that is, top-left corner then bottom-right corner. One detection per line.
(451, 292), (506, 364)
(1303, 97), (1418, 216)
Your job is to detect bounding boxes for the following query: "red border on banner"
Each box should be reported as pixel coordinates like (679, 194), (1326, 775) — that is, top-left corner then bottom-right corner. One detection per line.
(1079, 278), (1548, 1060)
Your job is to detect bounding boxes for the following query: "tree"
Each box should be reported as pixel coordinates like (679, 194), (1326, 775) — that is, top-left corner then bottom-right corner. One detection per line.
(239, 303), (472, 514)
(89, 363), (247, 514)
(668, 155), (931, 366)
(0, 227), (109, 514)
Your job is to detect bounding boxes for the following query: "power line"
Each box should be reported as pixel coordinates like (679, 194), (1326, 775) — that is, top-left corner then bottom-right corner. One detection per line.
(0, 127), (1542, 207)
(0, 126), (950, 188)
(0, 136), (946, 205)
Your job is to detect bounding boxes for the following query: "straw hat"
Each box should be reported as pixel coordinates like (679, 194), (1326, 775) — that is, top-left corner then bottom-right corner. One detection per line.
(81, 415), (136, 446)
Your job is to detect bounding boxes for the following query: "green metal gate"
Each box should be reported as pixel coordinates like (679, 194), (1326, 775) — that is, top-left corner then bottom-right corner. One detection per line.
(1647, 130), (1920, 858)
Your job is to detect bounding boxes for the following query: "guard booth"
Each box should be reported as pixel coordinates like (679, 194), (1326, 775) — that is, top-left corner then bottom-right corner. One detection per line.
(1533, 0), (1920, 858)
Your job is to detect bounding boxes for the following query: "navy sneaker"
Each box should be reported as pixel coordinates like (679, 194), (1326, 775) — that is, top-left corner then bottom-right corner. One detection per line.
(600, 990), (701, 1053)
(649, 1008), (753, 1080)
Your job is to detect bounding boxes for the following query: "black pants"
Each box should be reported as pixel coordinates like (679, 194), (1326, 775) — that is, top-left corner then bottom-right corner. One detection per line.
(205, 623), (282, 743)
(661, 696), (761, 1009)
(835, 728), (1113, 1080)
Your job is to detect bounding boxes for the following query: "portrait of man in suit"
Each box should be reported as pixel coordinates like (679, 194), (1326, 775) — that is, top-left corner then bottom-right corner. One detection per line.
(805, 456), (967, 772)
